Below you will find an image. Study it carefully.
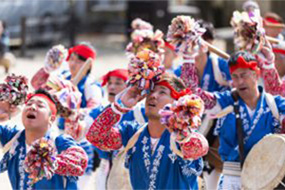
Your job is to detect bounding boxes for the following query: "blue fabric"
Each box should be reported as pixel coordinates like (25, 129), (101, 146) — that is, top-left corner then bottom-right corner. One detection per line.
(214, 87), (284, 162)
(174, 56), (231, 92)
(65, 74), (103, 108)
(118, 121), (203, 190)
(0, 126), (79, 189)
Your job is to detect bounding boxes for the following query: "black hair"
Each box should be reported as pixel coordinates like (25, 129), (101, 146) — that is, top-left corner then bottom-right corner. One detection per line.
(158, 73), (186, 92)
(34, 88), (57, 105)
(228, 51), (257, 67)
(197, 19), (215, 41)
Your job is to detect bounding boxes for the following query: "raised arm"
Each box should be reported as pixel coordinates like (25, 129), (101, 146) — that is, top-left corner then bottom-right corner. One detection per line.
(31, 68), (50, 90)
(181, 53), (217, 110)
(86, 106), (123, 150)
(86, 85), (145, 150)
(256, 40), (285, 97)
(55, 146), (88, 176)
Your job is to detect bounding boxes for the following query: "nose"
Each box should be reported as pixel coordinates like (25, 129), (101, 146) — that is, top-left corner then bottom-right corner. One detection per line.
(28, 104), (36, 111)
(149, 90), (159, 100)
(108, 83), (115, 91)
(233, 77), (244, 87)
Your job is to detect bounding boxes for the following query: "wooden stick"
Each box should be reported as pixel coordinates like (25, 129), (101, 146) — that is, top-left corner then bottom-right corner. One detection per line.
(266, 35), (281, 44)
(72, 58), (93, 85)
(264, 22), (285, 29)
(201, 39), (230, 60)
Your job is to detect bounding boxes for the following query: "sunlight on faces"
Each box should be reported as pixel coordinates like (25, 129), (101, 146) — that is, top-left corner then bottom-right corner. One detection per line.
(107, 76), (127, 103)
(145, 85), (174, 120)
(22, 96), (55, 132)
(68, 53), (89, 77)
(231, 68), (259, 98)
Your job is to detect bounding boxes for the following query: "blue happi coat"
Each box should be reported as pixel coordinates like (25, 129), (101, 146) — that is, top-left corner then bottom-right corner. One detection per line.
(118, 120), (203, 190)
(174, 56), (231, 92)
(214, 87), (285, 162)
(0, 125), (79, 190)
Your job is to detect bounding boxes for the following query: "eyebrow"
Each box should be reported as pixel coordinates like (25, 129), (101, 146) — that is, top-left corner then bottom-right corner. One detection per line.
(27, 99), (48, 106)
(157, 86), (168, 91)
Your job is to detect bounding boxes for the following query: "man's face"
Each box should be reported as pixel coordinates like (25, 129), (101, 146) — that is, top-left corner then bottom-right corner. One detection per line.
(145, 85), (174, 119)
(68, 53), (88, 77)
(231, 68), (259, 98)
(107, 76), (127, 103)
(22, 96), (53, 131)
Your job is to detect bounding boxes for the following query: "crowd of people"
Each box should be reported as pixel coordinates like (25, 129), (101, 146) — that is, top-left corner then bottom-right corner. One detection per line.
(1, 1), (285, 190)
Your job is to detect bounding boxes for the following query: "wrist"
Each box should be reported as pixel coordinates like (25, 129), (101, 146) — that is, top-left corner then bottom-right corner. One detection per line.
(112, 100), (132, 114)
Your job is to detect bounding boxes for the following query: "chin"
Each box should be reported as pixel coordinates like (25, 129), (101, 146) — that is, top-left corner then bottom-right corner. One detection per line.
(108, 97), (115, 103)
(146, 111), (160, 120)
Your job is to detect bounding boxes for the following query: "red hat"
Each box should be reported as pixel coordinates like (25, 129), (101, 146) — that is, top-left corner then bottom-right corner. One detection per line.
(101, 69), (128, 86)
(66, 44), (96, 61)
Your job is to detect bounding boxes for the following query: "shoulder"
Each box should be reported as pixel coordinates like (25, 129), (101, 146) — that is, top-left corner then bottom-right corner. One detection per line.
(0, 124), (22, 146)
(214, 90), (234, 108)
(55, 134), (78, 153)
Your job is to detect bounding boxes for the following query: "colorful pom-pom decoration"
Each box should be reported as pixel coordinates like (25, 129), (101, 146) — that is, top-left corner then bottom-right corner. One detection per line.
(159, 94), (204, 132)
(44, 44), (68, 72)
(166, 15), (206, 54)
(131, 18), (153, 31)
(128, 49), (164, 95)
(230, 9), (265, 54)
(0, 74), (29, 106)
(24, 138), (58, 185)
(45, 75), (82, 117)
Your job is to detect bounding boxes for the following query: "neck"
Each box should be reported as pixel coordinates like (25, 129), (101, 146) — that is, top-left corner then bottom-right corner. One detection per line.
(240, 87), (261, 109)
(148, 119), (165, 138)
(25, 128), (48, 145)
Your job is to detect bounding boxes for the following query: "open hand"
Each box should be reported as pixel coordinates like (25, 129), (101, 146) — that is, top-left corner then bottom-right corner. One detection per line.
(118, 84), (147, 108)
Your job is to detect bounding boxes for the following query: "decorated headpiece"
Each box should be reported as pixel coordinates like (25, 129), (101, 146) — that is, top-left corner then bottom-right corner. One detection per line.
(101, 69), (128, 86)
(156, 80), (191, 100)
(229, 55), (259, 74)
(66, 44), (96, 61)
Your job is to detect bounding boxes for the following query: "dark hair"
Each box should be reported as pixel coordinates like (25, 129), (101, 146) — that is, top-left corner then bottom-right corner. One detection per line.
(158, 73), (186, 92)
(228, 51), (256, 67)
(34, 88), (57, 105)
(197, 19), (215, 41)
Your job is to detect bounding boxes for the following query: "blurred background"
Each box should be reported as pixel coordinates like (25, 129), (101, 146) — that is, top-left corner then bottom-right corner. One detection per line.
(1, 0), (284, 53)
